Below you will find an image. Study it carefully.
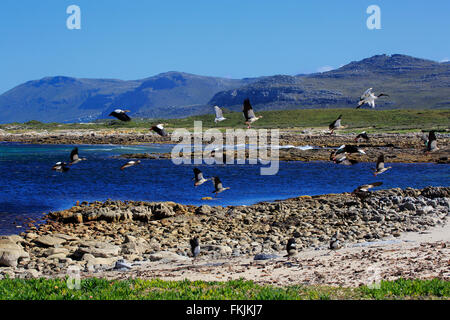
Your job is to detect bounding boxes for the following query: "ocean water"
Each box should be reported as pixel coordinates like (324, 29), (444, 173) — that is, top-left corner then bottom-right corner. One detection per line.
(0, 142), (448, 235)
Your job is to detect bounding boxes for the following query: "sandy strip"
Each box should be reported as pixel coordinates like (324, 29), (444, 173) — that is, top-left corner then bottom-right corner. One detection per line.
(87, 221), (449, 287)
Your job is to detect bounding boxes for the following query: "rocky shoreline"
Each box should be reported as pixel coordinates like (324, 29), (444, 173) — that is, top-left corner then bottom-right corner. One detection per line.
(0, 187), (448, 284)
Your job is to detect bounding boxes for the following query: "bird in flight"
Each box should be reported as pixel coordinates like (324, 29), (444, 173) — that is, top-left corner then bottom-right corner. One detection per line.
(150, 124), (168, 137)
(52, 162), (70, 172)
(109, 109), (131, 121)
(193, 168), (211, 187)
(69, 147), (86, 165)
(331, 145), (366, 160)
(120, 160), (141, 170)
(214, 106), (227, 123)
(212, 176), (230, 196)
(373, 154), (392, 176)
(329, 115), (342, 134)
(352, 182), (383, 194)
(356, 88), (389, 109)
(243, 98), (262, 129)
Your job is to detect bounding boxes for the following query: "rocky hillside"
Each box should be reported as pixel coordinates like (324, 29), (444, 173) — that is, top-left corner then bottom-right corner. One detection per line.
(209, 54), (450, 111)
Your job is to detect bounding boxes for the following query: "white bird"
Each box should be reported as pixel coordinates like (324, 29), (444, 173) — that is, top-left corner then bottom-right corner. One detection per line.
(243, 98), (262, 128)
(214, 106), (226, 123)
(357, 88), (389, 109)
(120, 160), (141, 170)
(109, 109), (131, 121)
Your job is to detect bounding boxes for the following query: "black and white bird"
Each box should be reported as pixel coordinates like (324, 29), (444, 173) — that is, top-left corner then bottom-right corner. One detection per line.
(212, 176), (230, 196)
(329, 115), (342, 134)
(424, 130), (438, 154)
(243, 98), (262, 128)
(333, 154), (359, 166)
(373, 154), (392, 176)
(52, 162), (70, 172)
(109, 109), (131, 121)
(214, 106), (226, 123)
(190, 237), (200, 262)
(193, 168), (211, 187)
(120, 160), (141, 170)
(352, 182), (383, 194)
(356, 88), (389, 109)
(329, 232), (342, 250)
(331, 145), (366, 160)
(285, 238), (297, 258)
(354, 131), (370, 142)
(69, 147), (86, 165)
(150, 124), (168, 137)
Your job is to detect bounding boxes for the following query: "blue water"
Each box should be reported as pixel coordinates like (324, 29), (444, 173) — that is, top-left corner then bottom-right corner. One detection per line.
(0, 142), (449, 235)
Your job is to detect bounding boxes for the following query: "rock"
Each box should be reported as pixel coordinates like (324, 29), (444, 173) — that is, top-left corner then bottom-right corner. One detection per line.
(203, 245), (232, 256)
(148, 251), (190, 262)
(82, 253), (120, 266)
(253, 253), (280, 260)
(196, 205), (212, 215)
(72, 241), (121, 259)
(34, 235), (67, 247)
(0, 239), (29, 267)
(43, 247), (70, 257)
(150, 203), (175, 219)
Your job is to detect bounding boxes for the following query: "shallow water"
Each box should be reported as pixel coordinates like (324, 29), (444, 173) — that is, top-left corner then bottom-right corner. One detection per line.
(0, 142), (448, 235)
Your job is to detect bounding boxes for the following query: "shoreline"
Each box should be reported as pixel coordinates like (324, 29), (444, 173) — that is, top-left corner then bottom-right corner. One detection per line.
(1, 186), (448, 286)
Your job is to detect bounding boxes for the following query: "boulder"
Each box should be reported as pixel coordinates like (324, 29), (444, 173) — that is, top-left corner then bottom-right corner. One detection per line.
(0, 239), (29, 267)
(148, 251), (190, 262)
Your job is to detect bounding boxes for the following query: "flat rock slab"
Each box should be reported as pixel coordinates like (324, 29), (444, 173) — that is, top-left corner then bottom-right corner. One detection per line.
(76, 241), (121, 258)
(253, 253), (280, 260)
(33, 235), (68, 247)
(149, 251), (190, 262)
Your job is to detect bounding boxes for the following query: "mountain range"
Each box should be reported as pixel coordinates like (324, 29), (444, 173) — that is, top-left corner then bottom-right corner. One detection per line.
(0, 54), (449, 123)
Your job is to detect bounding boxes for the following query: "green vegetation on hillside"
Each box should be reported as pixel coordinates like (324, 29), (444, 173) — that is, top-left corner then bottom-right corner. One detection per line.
(1, 109), (449, 133)
(0, 278), (448, 300)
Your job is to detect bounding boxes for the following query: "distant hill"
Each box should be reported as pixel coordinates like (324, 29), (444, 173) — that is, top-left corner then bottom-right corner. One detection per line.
(209, 54), (450, 111)
(0, 72), (256, 123)
(0, 54), (449, 123)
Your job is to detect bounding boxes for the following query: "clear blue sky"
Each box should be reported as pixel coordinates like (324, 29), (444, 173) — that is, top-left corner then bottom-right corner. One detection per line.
(0, 0), (449, 94)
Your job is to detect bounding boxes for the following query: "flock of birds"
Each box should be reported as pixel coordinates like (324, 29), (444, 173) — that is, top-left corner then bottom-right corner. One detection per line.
(50, 88), (441, 259)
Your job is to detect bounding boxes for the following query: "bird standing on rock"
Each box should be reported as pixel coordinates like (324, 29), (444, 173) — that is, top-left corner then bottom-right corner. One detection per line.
(190, 237), (200, 263)
(285, 238), (297, 258)
(355, 132), (370, 142)
(424, 130), (438, 154)
(329, 232), (342, 250)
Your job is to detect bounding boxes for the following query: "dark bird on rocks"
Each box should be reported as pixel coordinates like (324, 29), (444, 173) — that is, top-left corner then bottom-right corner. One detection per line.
(69, 147), (87, 165)
(329, 115), (342, 134)
(356, 88), (389, 109)
(193, 168), (211, 186)
(331, 145), (366, 160)
(109, 109), (131, 121)
(285, 238), (297, 258)
(120, 160), (141, 170)
(243, 98), (262, 129)
(424, 130), (438, 154)
(329, 232), (342, 250)
(354, 131), (370, 142)
(212, 176), (230, 196)
(190, 237), (200, 263)
(373, 154), (391, 176)
(150, 124), (168, 137)
(52, 162), (70, 172)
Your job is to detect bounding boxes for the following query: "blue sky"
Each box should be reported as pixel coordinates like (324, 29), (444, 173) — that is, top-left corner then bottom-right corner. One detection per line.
(0, 0), (449, 94)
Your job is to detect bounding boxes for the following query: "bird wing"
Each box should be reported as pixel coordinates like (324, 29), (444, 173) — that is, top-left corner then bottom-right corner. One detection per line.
(243, 99), (255, 121)
(214, 106), (223, 118)
(70, 148), (79, 162)
(429, 131), (437, 142)
(361, 88), (373, 99)
(213, 177), (223, 190)
(376, 155), (385, 170)
(193, 168), (203, 181)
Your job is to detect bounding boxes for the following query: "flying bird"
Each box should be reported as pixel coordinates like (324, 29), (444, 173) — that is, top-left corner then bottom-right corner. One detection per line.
(243, 98), (262, 128)
(355, 132), (370, 142)
(69, 147), (86, 165)
(331, 145), (366, 160)
(214, 106), (226, 123)
(193, 168), (211, 186)
(356, 88), (389, 109)
(190, 237), (200, 263)
(333, 154), (359, 166)
(120, 160), (141, 170)
(285, 238), (297, 258)
(352, 182), (383, 194)
(52, 162), (70, 172)
(373, 154), (392, 176)
(424, 130), (438, 154)
(109, 109), (131, 121)
(329, 115), (342, 134)
(150, 124), (168, 137)
(212, 176), (230, 196)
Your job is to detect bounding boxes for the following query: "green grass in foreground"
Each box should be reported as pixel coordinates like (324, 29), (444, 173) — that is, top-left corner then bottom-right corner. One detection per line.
(0, 278), (448, 300)
(1, 109), (449, 133)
